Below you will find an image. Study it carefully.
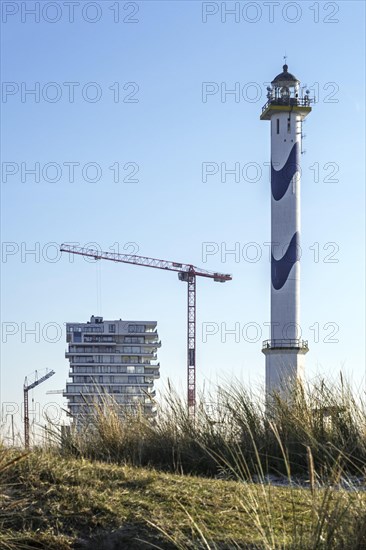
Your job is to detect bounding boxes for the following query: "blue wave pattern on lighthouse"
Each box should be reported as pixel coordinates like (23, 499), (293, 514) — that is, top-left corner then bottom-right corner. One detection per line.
(271, 231), (300, 290)
(261, 63), (312, 399)
(271, 142), (299, 201)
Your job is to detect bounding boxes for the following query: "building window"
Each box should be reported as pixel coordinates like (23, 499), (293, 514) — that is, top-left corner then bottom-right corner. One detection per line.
(125, 336), (144, 344)
(109, 324), (116, 333)
(128, 324), (146, 333)
(276, 119), (280, 134)
(123, 346), (141, 354)
(68, 326), (82, 333)
(84, 326), (103, 333)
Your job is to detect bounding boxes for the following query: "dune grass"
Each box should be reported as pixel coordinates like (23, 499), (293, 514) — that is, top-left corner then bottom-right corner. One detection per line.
(59, 377), (366, 479)
(1, 376), (365, 549)
(1, 446), (365, 549)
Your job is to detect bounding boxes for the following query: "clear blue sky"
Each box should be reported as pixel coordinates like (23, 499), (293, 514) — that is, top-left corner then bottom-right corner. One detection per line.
(1, 1), (365, 439)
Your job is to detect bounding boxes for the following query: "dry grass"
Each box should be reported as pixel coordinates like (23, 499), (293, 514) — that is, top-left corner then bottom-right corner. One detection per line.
(59, 377), (366, 479)
(1, 446), (365, 549)
(1, 376), (365, 549)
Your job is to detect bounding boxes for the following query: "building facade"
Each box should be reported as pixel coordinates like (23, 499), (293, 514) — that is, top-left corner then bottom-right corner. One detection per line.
(64, 315), (161, 419)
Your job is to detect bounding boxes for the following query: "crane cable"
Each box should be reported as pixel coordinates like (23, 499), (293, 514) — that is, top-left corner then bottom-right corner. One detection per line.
(96, 260), (102, 315)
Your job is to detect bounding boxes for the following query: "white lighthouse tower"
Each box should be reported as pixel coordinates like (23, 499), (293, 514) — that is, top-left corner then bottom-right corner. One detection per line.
(261, 63), (313, 399)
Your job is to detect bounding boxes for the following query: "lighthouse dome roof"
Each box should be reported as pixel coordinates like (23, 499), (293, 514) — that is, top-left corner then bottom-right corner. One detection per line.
(271, 64), (299, 85)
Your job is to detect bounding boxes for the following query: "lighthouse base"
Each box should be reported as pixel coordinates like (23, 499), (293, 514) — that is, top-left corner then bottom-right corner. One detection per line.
(262, 343), (308, 401)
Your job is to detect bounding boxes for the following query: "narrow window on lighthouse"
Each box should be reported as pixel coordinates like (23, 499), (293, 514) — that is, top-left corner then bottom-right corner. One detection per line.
(276, 119), (279, 134)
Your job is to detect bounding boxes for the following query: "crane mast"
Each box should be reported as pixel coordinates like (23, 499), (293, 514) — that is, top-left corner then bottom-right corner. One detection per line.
(187, 271), (196, 417)
(24, 369), (55, 448)
(61, 244), (232, 416)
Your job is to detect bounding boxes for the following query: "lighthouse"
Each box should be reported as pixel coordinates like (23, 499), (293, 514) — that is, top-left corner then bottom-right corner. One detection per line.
(261, 63), (313, 399)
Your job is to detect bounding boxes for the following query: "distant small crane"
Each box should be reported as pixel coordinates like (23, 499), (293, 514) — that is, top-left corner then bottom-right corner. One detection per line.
(24, 369), (55, 448)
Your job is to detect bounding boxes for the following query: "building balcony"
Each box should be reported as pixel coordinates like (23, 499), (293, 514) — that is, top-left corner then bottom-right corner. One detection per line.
(143, 340), (161, 347)
(144, 365), (160, 375)
(69, 360), (160, 374)
(111, 349), (157, 359)
(260, 97), (312, 121)
(83, 337), (117, 344)
(144, 371), (160, 380)
(67, 371), (158, 384)
(67, 352), (157, 362)
(65, 385), (140, 395)
(69, 364), (160, 375)
(66, 343), (160, 355)
(262, 96), (312, 111)
(66, 399), (158, 417)
(122, 351), (158, 359)
(66, 347), (116, 354)
(65, 342), (120, 353)
(262, 339), (309, 352)
(144, 334), (160, 341)
(67, 358), (96, 364)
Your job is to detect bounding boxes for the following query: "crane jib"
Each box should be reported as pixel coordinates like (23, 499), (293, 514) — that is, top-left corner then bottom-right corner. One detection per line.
(60, 244), (232, 281)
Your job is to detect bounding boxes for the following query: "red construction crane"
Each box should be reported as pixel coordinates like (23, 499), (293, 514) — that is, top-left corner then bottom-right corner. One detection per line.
(60, 244), (232, 416)
(24, 369), (55, 448)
